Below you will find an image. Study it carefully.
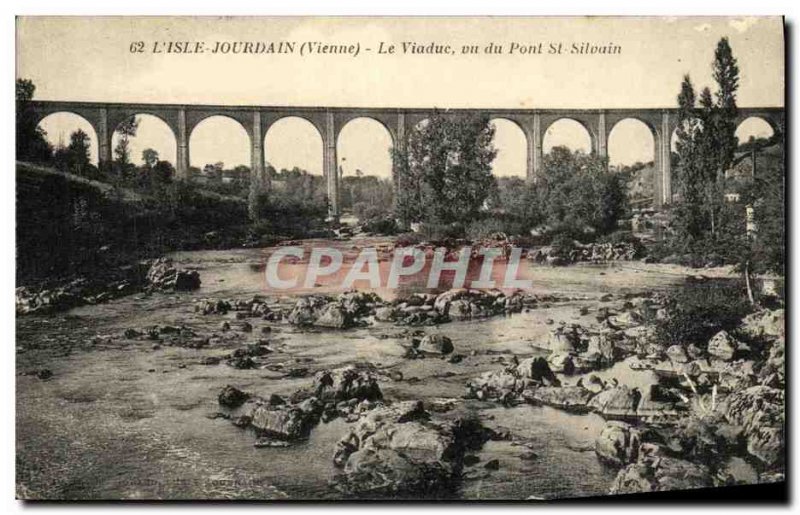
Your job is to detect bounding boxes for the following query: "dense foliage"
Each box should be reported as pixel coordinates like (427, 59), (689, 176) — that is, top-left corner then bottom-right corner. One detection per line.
(484, 147), (628, 242)
(652, 281), (753, 349)
(666, 38), (784, 279)
(393, 112), (497, 226)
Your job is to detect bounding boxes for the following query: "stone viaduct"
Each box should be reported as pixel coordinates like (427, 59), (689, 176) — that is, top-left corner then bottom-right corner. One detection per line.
(28, 101), (784, 217)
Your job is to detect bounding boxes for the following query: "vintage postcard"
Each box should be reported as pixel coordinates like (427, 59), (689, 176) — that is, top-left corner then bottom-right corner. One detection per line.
(15, 16), (785, 501)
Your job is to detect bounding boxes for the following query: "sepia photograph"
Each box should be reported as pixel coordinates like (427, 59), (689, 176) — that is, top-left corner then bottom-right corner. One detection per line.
(12, 14), (787, 503)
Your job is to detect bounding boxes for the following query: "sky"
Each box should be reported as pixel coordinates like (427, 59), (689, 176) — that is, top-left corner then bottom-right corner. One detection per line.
(19, 16), (783, 174)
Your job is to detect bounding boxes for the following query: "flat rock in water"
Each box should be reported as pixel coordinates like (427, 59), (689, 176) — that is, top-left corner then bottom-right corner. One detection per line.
(587, 386), (642, 420)
(525, 386), (594, 412)
(418, 334), (454, 355)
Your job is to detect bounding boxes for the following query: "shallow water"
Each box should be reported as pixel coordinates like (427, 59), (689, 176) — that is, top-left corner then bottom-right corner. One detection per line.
(16, 239), (693, 500)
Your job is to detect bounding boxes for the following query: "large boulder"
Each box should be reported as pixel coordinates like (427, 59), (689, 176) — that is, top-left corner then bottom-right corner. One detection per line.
(608, 310), (643, 329)
(467, 357), (560, 401)
(247, 400), (321, 440)
(610, 453), (712, 494)
(286, 297), (359, 329)
(595, 421), (642, 467)
(218, 385), (249, 408)
(314, 302), (355, 329)
(287, 297), (327, 326)
(433, 289), (472, 313)
(467, 369), (523, 400)
(374, 306), (400, 322)
(432, 289), (505, 320)
(448, 299), (473, 320)
(417, 334), (454, 355)
(759, 340), (785, 387)
(540, 326), (582, 353)
(332, 402), (489, 495)
(337, 291), (381, 318)
(547, 352), (575, 374)
(525, 386), (594, 412)
(717, 360), (758, 392)
(583, 333), (620, 366)
(723, 386), (785, 466)
(146, 257), (200, 291)
(663, 414), (745, 462)
(666, 345), (689, 364)
(516, 357), (561, 387)
(312, 366), (383, 403)
(707, 330), (740, 361)
(588, 386), (642, 420)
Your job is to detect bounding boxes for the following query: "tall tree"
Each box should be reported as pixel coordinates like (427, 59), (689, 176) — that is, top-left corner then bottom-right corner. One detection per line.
(113, 116), (139, 174)
(712, 37), (740, 180)
(66, 129), (91, 176)
(697, 86), (722, 234)
(16, 79), (53, 162)
(392, 112), (497, 225)
(673, 75), (705, 239)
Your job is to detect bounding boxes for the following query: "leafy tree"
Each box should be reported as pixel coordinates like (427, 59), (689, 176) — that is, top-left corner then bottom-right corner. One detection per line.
(142, 148), (159, 169)
(666, 37), (783, 300)
(113, 116), (139, 176)
(16, 78), (53, 162)
(66, 129), (92, 176)
(341, 174), (394, 220)
(392, 111), (497, 226)
(150, 160), (175, 187)
(672, 75), (705, 239)
(530, 146), (626, 238)
(672, 38), (741, 240)
(52, 129), (92, 176)
(712, 37), (740, 179)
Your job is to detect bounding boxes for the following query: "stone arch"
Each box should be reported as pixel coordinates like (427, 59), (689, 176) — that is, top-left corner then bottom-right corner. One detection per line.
(336, 117), (395, 179)
(110, 113), (178, 166)
(107, 108), (179, 138)
(186, 111), (254, 142)
(542, 117), (595, 155)
(607, 118), (657, 167)
(188, 114), (252, 170)
(263, 116), (324, 176)
(335, 115), (397, 147)
(735, 116), (777, 146)
(488, 117), (528, 177)
(36, 111), (99, 166)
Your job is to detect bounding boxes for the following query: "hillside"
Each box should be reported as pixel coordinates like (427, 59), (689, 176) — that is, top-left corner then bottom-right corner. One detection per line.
(16, 161), (249, 283)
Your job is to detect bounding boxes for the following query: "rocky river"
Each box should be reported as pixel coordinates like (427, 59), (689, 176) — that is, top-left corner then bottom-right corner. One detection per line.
(15, 238), (785, 500)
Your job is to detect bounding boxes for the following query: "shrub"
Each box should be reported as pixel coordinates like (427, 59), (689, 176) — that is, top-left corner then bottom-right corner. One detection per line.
(597, 230), (647, 256)
(417, 222), (466, 241)
(253, 192), (327, 238)
(465, 216), (528, 240)
(360, 217), (399, 235)
(653, 280), (753, 349)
